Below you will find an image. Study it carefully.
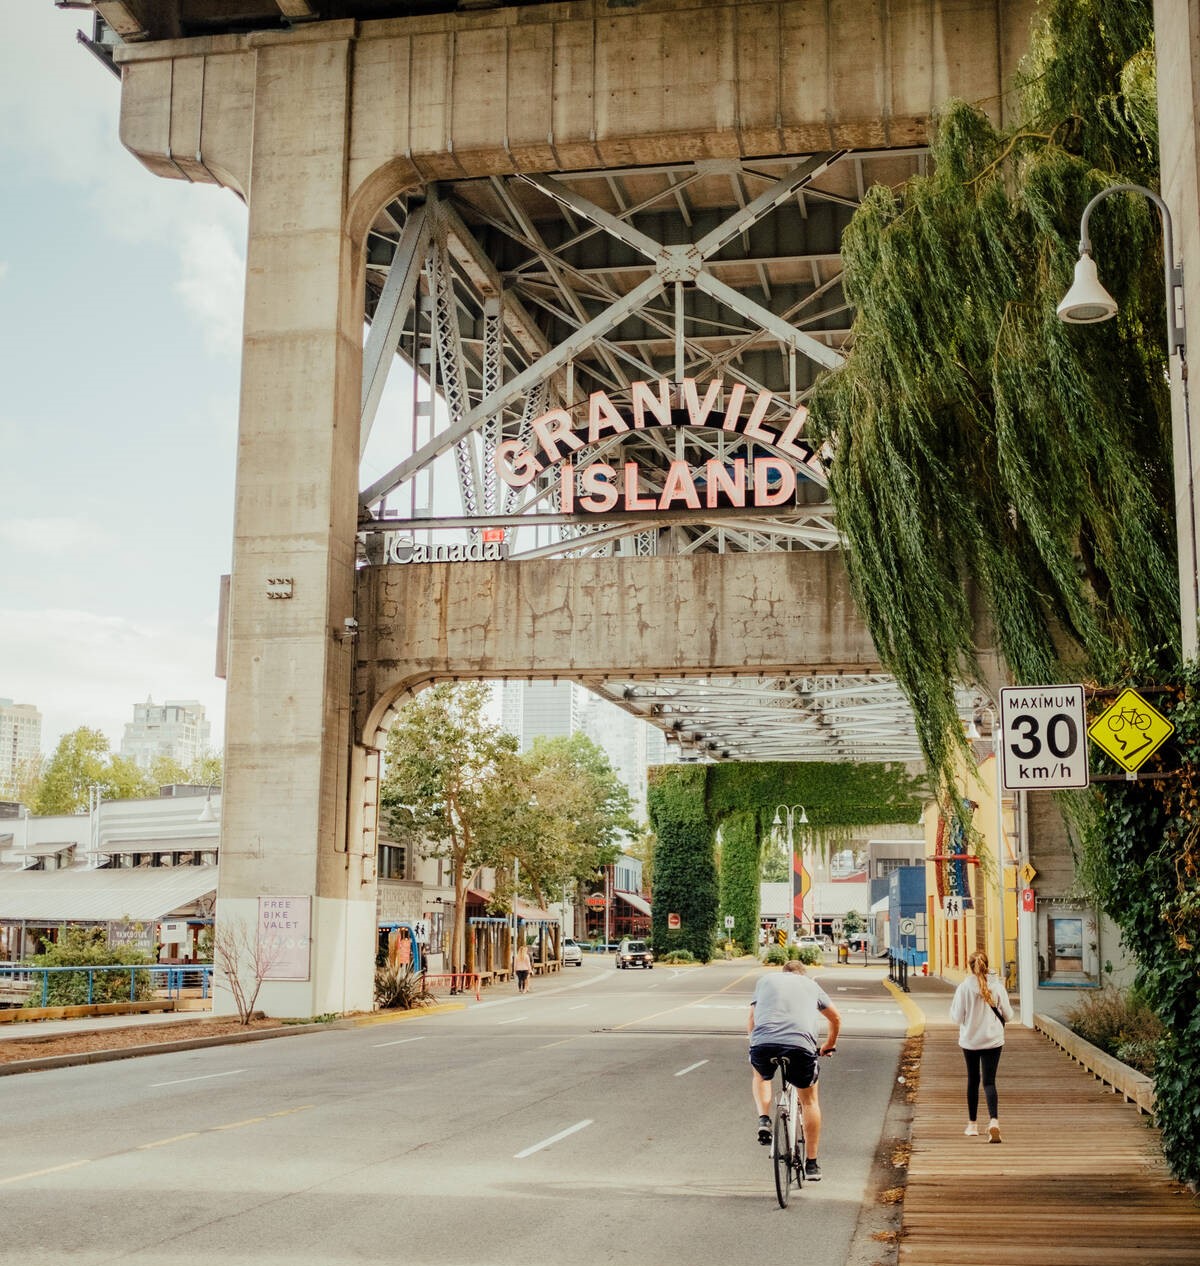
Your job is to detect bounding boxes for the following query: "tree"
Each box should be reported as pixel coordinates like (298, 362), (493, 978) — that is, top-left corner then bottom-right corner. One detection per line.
(495, 733), (636, 906)
(213, 917), (281, 1024)
(24, 926), (154, 1007)
(380, 683), (518, 973)
(148, 751), (223, 790)
(33, 727), (155, 814)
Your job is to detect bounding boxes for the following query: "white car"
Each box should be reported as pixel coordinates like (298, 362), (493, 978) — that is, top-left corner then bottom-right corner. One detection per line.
(562, 937), (583, 966)
(795, 935), (827, 951)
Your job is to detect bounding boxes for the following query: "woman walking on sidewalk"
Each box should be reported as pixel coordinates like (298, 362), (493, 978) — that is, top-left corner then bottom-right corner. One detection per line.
(949, 950), (1014, 1142)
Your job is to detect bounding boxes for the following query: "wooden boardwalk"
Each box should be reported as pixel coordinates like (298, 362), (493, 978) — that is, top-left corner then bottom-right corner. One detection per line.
(900, 1003), (1200, 1265)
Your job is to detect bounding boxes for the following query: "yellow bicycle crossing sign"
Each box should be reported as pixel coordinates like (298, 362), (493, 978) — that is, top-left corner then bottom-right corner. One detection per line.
(1088, 688), (1174, 772)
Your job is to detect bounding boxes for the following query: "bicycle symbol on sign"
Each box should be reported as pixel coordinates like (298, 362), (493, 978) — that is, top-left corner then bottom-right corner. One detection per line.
(1107, 707), (1153, 760)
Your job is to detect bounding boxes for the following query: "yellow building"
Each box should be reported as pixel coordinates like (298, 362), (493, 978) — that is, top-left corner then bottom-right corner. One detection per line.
(922, 750), (1019, 989)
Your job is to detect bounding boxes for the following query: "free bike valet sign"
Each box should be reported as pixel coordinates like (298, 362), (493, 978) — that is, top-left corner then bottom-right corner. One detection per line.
(999, 685), (1089, 790)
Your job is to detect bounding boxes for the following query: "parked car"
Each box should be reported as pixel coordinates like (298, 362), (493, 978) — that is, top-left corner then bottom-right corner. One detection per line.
(616, 938), (653, 969)
(562, 937), (583, 966)
(795, 935), (827, 952)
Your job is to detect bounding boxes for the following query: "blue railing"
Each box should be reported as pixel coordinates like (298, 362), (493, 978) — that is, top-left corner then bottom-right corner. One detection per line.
(0, 964), (213, 1007)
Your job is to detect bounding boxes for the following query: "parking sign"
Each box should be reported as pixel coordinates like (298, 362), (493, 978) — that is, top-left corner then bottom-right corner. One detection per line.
(999, 685), (1089, 790)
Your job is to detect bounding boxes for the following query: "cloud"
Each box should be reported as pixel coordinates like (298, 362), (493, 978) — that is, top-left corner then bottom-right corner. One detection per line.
(0, 608), (225, 754)
(0, 517), (116, 556)
(174, 217), (246, 359)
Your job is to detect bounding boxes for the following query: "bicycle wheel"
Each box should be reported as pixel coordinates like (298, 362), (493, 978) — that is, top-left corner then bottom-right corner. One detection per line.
(772, 1107), (793, 1208)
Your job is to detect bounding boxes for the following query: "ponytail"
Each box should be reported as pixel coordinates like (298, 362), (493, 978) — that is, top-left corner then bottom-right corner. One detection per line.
(969, 951), (995, 1008)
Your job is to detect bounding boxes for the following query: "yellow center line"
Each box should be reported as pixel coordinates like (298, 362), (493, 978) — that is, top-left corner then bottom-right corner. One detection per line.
(137, 1133), (200, 1150)
(611, 967), (760, 1031)
(0, 1159), (90, 1186)
(1, 1105), (318, 1187)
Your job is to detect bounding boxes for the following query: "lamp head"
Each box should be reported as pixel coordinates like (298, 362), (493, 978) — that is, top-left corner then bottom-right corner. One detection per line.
(797, 806), (808, 825)
(1057, 251), (1118, 324)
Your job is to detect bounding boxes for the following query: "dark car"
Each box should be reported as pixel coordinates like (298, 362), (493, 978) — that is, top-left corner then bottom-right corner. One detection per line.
(616, 938), (653, 969)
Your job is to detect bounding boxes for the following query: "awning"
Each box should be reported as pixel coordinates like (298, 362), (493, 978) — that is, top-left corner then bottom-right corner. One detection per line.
(514, 898), (554, 922)
(0, 865), (218, 923)
(614, 890), (652, 916)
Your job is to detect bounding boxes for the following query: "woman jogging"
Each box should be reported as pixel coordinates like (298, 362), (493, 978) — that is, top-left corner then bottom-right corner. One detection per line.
(949, 950), (1013, 1142)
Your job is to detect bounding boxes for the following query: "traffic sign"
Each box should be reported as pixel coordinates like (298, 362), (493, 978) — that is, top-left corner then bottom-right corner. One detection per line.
(1088, 687), (1174, 772)
(899, 917), (916, 935)
(667, 912), (681, 930)
(1020, 862), (1037, 886)
(942, 894), (964, 921)
(999, 685), (1089, 790)
(724, 915), (735, 929)
(1021, 887), (1036, 913)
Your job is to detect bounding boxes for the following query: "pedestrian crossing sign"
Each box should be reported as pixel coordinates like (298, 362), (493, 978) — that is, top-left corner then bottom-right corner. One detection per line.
(1088, 688), (1174, 772)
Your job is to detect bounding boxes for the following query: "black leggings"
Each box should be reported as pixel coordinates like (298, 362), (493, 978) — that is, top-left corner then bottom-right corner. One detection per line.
(962, 1046), (1003, 1121)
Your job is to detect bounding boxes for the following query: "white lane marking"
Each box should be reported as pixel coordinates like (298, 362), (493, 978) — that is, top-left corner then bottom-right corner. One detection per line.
(373, 1036), (427, 1048)
(514, 1119), (593, 1159)
(567, 1004), (589, 1011)
(471, 972), (607, 1010)
(150, 1069), (246, 1088)
(674, 1059), (709, 1077)
(498, 1016), (527, 1025)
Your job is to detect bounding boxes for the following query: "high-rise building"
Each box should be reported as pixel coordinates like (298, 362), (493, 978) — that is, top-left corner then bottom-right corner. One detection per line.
(120, 697), (211, 771)
(496, 681), (676, 821)
(0, 699), (42, 798)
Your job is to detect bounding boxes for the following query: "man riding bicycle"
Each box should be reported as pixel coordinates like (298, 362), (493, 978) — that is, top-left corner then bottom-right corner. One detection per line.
(748, 959), (841, 1181)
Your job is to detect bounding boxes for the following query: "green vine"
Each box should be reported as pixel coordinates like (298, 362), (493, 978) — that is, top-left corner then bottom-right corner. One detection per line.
(1071, 660), (1200, 1187)
(647, 766), (718, 961)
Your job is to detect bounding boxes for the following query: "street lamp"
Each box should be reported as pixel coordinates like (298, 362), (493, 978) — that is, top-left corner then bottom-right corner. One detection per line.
(1057, 182), (1197, 650)
(772, 804), (808, 942)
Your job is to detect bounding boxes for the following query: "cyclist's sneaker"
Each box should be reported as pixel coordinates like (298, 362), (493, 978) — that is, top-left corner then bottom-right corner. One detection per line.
(804, 1158), (822, 1181)
(756, 1116), (771, 1146)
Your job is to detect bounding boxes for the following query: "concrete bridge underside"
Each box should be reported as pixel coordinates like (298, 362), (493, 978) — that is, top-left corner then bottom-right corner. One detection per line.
(104, 0), (1047, 1014)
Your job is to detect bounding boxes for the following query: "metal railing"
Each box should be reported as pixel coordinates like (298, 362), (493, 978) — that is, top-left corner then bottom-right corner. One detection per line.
(0, 964), (213, 1007)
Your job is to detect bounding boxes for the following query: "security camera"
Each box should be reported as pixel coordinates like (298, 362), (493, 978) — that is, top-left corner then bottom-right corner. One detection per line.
(343, 617), (359, 632)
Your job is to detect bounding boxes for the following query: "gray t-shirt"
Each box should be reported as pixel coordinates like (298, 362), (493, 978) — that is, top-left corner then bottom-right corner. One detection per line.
(749, 972), (832, 1052)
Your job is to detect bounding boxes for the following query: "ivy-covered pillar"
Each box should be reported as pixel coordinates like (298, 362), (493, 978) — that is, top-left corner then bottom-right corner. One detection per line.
(717, 810), (760, 951)
(648, 767), (718, 961)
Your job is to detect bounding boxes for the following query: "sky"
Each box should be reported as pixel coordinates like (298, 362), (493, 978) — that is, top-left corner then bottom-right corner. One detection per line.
(0, 7), (247, 755)
(0, 7), (439, 759)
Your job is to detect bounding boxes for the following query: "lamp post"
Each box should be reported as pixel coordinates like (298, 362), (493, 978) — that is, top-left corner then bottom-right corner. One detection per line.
(771, 804), (808, 942)
(1057, 182), (1196, 653)
(972, 709), (1009, 988)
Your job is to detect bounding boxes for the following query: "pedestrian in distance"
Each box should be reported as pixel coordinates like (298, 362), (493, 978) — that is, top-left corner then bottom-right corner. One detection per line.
(514, 941), (533, 994)
(949, 950), (1013, 1143)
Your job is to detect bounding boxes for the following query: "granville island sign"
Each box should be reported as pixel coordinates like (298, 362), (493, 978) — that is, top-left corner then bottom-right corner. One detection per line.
(382, 378), (817, 563)
(498, 377), (816, 514)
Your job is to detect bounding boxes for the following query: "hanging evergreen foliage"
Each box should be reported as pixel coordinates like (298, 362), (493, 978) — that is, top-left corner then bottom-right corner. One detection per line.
(807, 0), (1175, 794)
(717, 810), (759, 950)
(806, 0), (1200, 1185)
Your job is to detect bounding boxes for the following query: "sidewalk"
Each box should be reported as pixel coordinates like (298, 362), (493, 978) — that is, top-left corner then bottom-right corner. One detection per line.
(895, 976), (1200, 1266)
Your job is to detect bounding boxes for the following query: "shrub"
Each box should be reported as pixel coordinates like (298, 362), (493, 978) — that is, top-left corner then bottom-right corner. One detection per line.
(1064, 987), (1163, 1075)
(796, 945), (822, 966)
(23, 926), (155, 1007)
(374, 965), (437, 1010)
(659, 949), (696, 965)
(762, 945), (788, 965)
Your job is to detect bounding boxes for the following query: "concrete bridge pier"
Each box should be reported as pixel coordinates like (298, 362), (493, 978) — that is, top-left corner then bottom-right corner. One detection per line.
(212, 33), (374, 1016)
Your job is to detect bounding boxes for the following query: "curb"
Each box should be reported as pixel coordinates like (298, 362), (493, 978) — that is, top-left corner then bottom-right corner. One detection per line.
(0, 1001), (468, 1077)
(883, 979), (925, 1038)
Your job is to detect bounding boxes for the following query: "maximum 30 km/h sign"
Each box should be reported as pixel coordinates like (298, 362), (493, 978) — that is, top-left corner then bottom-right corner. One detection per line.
(999, 685), (1090, 791)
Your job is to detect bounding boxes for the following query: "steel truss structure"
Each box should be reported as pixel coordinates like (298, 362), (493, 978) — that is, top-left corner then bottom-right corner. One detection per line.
(356, 148), (980, 763)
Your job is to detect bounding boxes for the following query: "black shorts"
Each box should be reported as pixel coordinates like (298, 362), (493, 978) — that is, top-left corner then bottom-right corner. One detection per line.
(749, 1043), (820, 1089)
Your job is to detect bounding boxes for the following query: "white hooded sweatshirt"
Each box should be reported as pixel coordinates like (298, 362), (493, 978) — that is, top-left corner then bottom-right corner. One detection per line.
(948, 972), (1013, 1050)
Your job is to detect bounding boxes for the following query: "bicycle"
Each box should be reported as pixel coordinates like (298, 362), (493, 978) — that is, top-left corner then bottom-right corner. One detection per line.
(770, 1048), (834, 1208)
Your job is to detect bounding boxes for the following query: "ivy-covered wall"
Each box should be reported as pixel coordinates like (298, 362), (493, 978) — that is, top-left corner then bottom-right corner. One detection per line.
(649, 761), (925, 960)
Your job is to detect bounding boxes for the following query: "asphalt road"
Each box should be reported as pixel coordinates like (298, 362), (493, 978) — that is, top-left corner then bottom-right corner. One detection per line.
(0, 960), (907, 1265)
